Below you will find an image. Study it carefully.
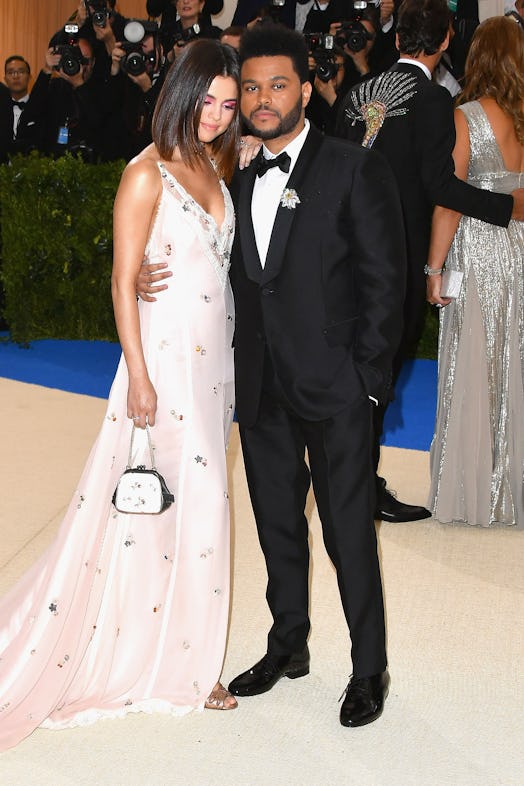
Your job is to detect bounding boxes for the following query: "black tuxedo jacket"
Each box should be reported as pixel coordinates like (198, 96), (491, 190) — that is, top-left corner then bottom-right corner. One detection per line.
(0, 85), (10, 164)
(229, 125), (407, 428)
(337, 62), (512, 277)
(0, 71), (49, 163)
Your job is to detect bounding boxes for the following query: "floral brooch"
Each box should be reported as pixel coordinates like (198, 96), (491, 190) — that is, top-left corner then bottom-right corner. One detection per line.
(280, 188), (301, 210)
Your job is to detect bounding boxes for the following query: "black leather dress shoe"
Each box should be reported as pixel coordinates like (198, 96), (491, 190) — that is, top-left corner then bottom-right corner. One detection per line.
(375, 477), (431, 523)
(340, 670), (390, 727)
(228, 646), (310, 696)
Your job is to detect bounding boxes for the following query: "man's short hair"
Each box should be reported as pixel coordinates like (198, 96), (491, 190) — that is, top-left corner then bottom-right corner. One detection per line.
(239, 22), (309, 83)
(5, 55), (30, 74)
(220, 25), (244, 39)
(397, 0), (451, 57)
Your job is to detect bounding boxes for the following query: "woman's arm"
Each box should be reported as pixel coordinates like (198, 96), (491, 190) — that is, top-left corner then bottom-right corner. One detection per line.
(112, 159), (161, 427)
(426, 107), (470, 307)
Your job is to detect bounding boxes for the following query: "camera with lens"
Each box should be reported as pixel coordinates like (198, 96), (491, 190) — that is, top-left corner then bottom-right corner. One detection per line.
(264, 0), (286, 23)
(304, 31), (322, 52)
(120, 19), (159, 76)
(505, 10), (524, 30)
(51, 25), (89, 77)
(307, 34), (340, 83)
(85, 1), (112, 28)
(352, 0), (380, 8)
(335, 16), (373, 52)
(172, 23), (201, 48)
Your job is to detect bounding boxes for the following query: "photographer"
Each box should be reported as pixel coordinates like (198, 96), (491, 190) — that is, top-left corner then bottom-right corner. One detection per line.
(297, 1), (398, 73)
(301, 0), (356, 34)
(302, 2), (384, 81)
(147, 0), (224, 49)
(146, 0), (223, 56)
(75, 1), (128, 83)
(101, 20), (168, 161)
(333, 5), (379, 82)
(233, 0), (296, 28)
(306, 42), (350, 134)
(42, 30), (107, 161)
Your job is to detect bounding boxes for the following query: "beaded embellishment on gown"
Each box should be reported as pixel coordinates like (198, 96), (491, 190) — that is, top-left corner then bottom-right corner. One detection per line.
(428, 102), (524, 529)
(0, 162), (236, 750)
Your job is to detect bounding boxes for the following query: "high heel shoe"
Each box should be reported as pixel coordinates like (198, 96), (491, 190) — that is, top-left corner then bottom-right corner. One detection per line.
(205, 682), (238, 710)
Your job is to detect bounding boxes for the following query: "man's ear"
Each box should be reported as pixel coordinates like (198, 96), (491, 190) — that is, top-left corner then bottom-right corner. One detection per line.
(302, 79), (312, 108)
(439, 30), (450, 53)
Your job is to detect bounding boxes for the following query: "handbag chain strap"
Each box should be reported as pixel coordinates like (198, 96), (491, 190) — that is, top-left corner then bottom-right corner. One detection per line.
(127, 422), (156, 470)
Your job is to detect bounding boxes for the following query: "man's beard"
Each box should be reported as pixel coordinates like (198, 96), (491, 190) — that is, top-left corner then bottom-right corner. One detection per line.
(241, 94), (303, 140)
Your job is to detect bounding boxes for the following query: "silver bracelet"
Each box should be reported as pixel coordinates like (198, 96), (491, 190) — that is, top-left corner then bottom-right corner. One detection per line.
(424, 265), (443, 276)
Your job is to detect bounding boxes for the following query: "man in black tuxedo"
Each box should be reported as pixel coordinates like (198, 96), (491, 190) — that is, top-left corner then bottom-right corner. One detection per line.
(0, 56), (48, 163)
(225, 24), (405, 727)
(337, 0), (524, 523)
(138, 23), (405, 726)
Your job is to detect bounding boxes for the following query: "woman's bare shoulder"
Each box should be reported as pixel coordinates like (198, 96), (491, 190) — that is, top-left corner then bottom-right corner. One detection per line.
(119, 146), (162, 195)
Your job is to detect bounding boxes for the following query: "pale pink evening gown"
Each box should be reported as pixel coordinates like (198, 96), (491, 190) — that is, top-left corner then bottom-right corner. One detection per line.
(0, 162), (235, 750)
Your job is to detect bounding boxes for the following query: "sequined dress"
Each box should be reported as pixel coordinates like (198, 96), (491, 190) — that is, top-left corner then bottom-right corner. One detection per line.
(428, 102), (524, 529)
(0, 161), (236, 749)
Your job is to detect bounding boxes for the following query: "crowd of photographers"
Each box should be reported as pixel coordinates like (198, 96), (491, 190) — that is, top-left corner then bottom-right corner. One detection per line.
(0, 0), (225, 164)
(0, 0), (510, 164)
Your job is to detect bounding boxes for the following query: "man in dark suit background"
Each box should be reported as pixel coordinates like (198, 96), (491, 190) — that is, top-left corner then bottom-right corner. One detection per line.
(0, 55), (48, 164)
(224, 23), (406, 727)
(337, 0), (524, 523)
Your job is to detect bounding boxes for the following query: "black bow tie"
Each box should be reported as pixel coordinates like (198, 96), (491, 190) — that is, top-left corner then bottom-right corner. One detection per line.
(257, 151), (291, 178)
(11, 101), (26, 110)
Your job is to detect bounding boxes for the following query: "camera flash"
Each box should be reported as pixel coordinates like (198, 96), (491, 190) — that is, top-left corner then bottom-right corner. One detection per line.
(124, 21), (146, 44)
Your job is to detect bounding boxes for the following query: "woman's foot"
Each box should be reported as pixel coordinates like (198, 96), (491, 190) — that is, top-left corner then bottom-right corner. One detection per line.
(205, 682), (238, 710)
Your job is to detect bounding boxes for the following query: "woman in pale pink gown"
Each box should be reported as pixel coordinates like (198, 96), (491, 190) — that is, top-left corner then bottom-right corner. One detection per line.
(0, 39), (241, 751)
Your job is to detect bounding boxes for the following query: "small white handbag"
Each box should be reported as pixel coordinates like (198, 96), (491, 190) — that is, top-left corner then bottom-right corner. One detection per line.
(440, 269), (464, 299)
(112, 424), (174, 514)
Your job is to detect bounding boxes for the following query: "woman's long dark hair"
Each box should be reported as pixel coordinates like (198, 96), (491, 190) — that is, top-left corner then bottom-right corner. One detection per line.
(152, 39), (240, 182)
(457, 16), (524, 145)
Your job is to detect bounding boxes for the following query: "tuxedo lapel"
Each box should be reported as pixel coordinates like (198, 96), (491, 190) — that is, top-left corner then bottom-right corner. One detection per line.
(262, 127), (323, 284)
(237, 152), (263, 283)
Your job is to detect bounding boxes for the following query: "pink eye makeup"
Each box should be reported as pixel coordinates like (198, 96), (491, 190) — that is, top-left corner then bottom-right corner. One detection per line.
(203, 96), (237, 110)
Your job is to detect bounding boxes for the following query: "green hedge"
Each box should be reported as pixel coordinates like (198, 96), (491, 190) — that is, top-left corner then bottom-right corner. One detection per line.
(0, 153), (439, 358)
(0, 153), (125, 343)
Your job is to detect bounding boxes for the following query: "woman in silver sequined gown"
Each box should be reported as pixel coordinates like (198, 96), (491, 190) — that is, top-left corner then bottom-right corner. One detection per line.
(426, 17), (524, 529)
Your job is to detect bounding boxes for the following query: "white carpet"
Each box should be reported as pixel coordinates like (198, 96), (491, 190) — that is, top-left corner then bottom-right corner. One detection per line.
(1, 379), (523, 786)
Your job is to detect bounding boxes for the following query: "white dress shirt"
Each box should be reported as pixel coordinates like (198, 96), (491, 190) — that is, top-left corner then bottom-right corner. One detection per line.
(11, 94), (29, 138)
(252, 119), (310, 268)
(397, 57), (431, 80)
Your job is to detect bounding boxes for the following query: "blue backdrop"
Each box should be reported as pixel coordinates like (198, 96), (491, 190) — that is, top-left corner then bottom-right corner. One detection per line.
(0, 337), (437, 451)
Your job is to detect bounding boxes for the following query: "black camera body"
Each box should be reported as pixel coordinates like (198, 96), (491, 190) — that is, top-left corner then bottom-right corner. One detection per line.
(266, 0), (286, 23)
(353, 0), (380, 8)
(309, 34), (340, 83)
(335, 18), (372, 52)
(172, 23), (201, 48)
(120, 19), (159, 76)
(304, 31), (329, 52)
(52, 25), (89, 77)
(505, 10), (524, 30)
(84, 1), (112, 28)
